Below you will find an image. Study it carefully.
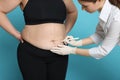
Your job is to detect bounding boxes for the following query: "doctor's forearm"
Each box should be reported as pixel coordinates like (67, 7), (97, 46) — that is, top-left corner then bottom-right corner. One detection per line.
(75, 48), (90, 56)
(82, 37), (95, 46)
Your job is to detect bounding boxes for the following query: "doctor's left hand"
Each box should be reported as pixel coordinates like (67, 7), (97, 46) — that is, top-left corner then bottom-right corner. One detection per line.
(63, 36), (82, 47)
(50, 45), (76, 55)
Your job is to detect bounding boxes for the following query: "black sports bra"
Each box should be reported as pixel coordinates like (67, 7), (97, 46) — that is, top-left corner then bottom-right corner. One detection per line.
(23, 0), (66, 25)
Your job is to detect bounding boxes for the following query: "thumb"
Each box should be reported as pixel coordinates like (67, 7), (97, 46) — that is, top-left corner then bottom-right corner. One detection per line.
(57, 45), (66, 48)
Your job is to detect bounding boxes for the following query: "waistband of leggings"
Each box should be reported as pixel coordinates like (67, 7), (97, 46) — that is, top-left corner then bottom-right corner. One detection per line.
(22, 40), (50, 52)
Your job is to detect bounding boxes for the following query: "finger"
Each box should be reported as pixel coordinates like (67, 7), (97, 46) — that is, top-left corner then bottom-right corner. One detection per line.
(50, 49), (58, 52)
(62, 41), (68, 45)
(63, 39), (69, 43)
(51, 47), (60, 50)
(63, 36), (74, 44)
(66, 35), (72, 38)
(63, 39), (71, 43)
(67, 36), (73, 40)
(50, 50), (63, 55)
(63, 36), (72, 41)
(57, 45), (66, 48)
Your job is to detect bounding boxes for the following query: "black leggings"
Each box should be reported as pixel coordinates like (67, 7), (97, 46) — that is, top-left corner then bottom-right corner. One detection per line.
(17, 41), (68, 80)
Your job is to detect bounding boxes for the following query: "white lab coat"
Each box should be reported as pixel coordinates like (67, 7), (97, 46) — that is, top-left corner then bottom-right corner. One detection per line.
(89, 0), (120, 59)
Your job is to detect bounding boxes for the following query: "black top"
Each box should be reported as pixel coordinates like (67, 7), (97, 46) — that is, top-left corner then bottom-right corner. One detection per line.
(23, 0), (66, 25)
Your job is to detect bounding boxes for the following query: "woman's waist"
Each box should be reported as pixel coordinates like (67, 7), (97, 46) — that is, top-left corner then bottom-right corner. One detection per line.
(21, 28), (66, 46)
(21, 23), (66, 50)
(22, 38), (64, 50)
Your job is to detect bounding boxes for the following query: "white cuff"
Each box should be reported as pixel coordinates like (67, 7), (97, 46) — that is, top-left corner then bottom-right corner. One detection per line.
(89, 47), (104, 59)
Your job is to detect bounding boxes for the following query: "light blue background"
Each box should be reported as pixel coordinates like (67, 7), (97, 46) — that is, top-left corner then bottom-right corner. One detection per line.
(0, 1), (120, 80)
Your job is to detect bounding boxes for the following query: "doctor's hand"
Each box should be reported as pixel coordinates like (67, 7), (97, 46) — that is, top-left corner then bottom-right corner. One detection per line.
(50, 45), (76, 55)
(63, 36), (82, 47)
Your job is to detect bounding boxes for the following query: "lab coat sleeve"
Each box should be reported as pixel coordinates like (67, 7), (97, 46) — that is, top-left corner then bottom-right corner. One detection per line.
(90, 23), (104, 44)
(89, 21), (120, 59)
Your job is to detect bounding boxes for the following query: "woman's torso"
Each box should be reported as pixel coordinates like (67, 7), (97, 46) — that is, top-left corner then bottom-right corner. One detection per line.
(20, 0), (66, 50)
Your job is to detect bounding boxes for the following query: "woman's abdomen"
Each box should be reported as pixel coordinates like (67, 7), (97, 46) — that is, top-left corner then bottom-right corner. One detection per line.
(21, 23), (66, 50)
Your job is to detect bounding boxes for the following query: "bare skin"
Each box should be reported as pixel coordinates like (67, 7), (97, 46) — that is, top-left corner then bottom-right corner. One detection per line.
(22, 23), (66, 50)
(0, 0), (77, 50)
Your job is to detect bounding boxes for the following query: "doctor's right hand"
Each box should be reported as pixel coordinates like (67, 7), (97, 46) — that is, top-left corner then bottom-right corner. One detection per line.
(63, 36), (82, 47)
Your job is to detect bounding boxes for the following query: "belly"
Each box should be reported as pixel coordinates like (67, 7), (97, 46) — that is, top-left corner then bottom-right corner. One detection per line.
(21, 23), (66, 50)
